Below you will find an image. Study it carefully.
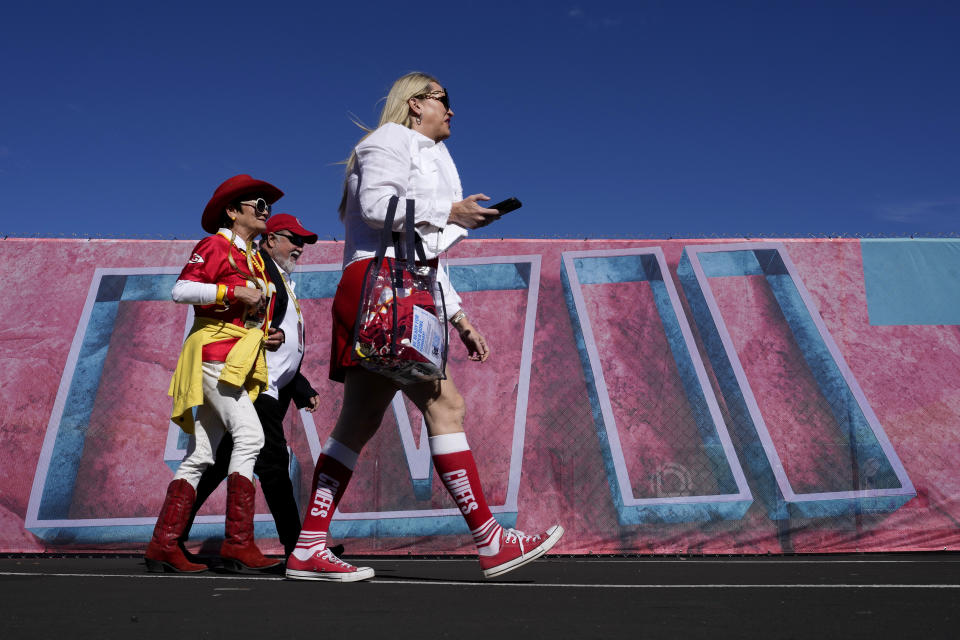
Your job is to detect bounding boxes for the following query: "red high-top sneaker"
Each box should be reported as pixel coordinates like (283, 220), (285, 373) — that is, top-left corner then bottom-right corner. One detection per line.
(285, 548), (375, 582)
(479, 525), (564, 579)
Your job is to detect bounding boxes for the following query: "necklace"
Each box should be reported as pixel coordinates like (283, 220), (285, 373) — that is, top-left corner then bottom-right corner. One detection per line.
(218, 230), (273, 329)
(219, 230), (268, 290)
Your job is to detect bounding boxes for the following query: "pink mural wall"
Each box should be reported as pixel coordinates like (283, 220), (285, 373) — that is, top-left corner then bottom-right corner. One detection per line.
(2, 237), (958, 555)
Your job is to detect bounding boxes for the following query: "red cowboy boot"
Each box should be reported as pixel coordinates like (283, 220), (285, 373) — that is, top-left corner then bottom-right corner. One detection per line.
(220, 473), (282, 571)
(144, 479), (208, 573)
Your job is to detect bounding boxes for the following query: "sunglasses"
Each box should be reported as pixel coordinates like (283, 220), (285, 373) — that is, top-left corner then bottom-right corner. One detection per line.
(239, 198), (272, 215)
(273, 231), (305, 247)
(415, 89), (450, 112)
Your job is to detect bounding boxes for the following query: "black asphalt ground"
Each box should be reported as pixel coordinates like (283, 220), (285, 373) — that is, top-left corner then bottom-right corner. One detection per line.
(1, 554), (958, 639)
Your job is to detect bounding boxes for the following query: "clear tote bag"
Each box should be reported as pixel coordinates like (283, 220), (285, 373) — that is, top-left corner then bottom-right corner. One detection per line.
(352, 196), (448, 385)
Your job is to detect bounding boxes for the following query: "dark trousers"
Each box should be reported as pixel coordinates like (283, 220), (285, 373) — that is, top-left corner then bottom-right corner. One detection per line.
(185, 390), (302, 556)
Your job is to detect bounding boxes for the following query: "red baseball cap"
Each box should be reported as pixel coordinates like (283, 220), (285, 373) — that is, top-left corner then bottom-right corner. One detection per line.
(201, 174), (284, 234)
(266, 213), (318, 244)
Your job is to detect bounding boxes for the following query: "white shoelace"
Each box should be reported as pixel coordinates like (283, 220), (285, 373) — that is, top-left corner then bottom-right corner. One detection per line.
(503, 528), (541, 554)
(321, 549), (353, 569)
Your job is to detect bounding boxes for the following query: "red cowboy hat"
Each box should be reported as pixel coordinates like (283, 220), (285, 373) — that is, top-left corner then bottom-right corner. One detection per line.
(201, 174), (284, 234)
(266, 213), (319, 244)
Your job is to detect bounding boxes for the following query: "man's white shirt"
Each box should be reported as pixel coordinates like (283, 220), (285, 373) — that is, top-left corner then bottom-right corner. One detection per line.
(264, 260), (304, 400)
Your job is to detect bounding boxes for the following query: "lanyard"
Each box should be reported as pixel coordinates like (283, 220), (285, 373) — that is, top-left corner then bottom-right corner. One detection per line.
(219, 230), (267, 286)
(279, 270), (302, 321)
(218, 230), (272, 329)
(279, 269), (304, 352)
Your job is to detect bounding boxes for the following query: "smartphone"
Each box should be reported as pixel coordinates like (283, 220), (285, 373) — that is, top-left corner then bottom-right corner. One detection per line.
(489, 197), (522, 215)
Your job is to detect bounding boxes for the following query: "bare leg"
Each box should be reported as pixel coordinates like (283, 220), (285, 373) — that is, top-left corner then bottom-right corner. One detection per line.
(329, 367), (400, 452)
(402, 371), (466, 437)
(285, 367), (395, 581)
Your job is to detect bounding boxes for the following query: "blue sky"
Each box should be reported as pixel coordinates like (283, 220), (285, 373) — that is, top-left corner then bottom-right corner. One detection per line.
(1, 1), (957, 240)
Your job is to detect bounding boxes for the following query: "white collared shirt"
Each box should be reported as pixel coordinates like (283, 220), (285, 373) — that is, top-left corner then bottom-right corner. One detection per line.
(218, 227), (258, 253)
(341, 122), (466, 316)
(263, 259), (303, 400)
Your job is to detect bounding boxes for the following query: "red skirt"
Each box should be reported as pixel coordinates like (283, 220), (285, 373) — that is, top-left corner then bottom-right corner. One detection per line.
(329, 258), (374, 382)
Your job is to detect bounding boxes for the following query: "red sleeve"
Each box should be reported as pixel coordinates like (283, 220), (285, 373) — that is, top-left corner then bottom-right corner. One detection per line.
(178, 236), (229, 284)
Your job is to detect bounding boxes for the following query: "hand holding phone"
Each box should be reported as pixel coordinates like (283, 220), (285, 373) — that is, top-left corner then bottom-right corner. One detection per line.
(450, 194), (522, 229)
(489, 197), (522, 215)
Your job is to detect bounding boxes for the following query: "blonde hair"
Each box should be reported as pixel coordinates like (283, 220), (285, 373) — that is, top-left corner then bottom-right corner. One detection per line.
(338, 71), (439, 218)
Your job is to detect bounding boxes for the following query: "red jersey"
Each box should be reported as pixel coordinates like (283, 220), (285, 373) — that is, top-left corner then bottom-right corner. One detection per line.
(178, 232), (276, 362)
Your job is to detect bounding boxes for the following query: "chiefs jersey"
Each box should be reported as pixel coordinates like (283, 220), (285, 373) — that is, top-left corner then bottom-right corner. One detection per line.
(178, 232), (277, 362)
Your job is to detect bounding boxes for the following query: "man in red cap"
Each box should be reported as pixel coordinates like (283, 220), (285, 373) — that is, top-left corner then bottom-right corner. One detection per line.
(145, 174), (285, 573)
(178, 214), (326, 561)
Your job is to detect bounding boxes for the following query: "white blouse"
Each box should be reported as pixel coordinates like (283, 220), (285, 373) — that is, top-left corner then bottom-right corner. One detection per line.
(341, 122), (467, 317)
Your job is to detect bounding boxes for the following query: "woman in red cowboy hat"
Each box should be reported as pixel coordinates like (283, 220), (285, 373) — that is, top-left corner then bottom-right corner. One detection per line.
(145, 174), (285, 573)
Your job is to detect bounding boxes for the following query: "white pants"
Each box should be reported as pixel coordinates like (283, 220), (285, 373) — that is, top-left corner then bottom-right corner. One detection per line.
(173, 361), (265, 486)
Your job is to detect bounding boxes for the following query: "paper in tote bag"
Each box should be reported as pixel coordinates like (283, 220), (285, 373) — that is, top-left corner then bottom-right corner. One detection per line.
(352, 196), (448, 384)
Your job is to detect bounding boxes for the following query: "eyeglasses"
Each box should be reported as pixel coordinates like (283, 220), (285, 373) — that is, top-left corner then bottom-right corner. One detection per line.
(273, 231), (305, 247)
(239, 198), (272, 215)
(414, 89), (450, 112)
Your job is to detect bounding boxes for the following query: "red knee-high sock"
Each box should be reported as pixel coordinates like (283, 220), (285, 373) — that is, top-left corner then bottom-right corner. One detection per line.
(291, 438), (358, 561)
(430, 432), (504, 556)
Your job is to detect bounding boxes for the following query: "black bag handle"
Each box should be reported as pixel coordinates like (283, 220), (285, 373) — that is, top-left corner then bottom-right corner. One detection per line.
(403, 198), (417, 272)
(375, 196), (400, 268)
(390, 198), (429, 269)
